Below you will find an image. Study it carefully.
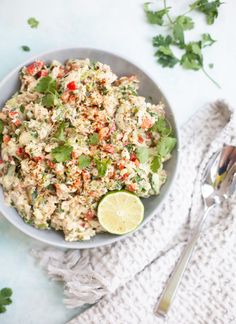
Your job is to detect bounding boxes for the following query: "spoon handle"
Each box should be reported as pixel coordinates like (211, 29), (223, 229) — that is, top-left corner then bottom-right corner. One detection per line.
(154, 206), (212, 317)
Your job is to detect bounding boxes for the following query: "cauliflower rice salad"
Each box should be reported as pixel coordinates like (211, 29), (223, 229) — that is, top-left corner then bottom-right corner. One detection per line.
(0, 59), (176, 241)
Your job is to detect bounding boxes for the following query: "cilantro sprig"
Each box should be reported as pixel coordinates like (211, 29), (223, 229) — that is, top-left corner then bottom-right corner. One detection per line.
(144, 0), (222, 88)
(0, 288), (13, 313)
(27, 17), (39, 29)
(35, 76), (59, 107)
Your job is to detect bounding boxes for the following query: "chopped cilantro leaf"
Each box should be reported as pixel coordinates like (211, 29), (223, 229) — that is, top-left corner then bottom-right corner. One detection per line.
(94, 158), (110, 177)
(78, 155), (91, 169)
(157, 136), (176, 157)
(54, 122), (67, 141)
(19, 105), (25, 113)
(190, 0), (222, 25)
(0, 287), (13, 313)
(155, 45), (179, 68)
(201, 33), (216, 47)
(151, 155), (162, 172)
(42, 93), (57, 108)
(0, 120), (4, 134)
(27, 17), (39, 28)
(51, 145), (73, 162)
(180, 42), (203, 70)
(136, 147), (149, 163)
(151, 117), (172, 136)
(88, 133), (99, 145)
(144, 2), (170, 25)
(35, 76), (57, 94)
(21, 45), (30, 52)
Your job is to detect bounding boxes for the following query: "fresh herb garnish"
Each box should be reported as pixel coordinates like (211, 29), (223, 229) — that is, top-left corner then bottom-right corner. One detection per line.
(144, 0), (222, 87)
(151, 117), (172, 136)
(78, 155), (91, 169)
(136, 146), (149, 163)
(54, 122), (67, 141)
(41, 93), (57, 108)
(35, 76), (57, 94)
(94, 158), (110, 177)
(21, 45), (31, 52)
(27, 17), (39, 29)
(51, 145), (73, 162)
(88, 133), (99, 145)
(19, 105), (25, 113)
(157, 136), (176, 157)
(0, 120), (4, 144)
(144, 2), (170, 25)
(190, 0), (222, 25)
(0, 288), (13, 313)
(151, 155), (162, 172)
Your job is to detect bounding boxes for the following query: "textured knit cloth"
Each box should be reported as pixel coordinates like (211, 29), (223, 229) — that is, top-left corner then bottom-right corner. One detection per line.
(33, 102), (236, 324)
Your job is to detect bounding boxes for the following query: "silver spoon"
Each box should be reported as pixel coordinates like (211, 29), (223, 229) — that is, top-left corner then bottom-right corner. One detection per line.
(154, 145), (236, 317)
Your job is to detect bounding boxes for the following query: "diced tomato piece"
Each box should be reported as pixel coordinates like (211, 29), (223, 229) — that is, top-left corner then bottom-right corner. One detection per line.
(85, 210), (95, 221)
(3, 135), (10, 143)
(103, 144), (114, 154)
(138, 135), (144, 143)
(127, 184), (136, 192)
(67, 81), (78, 91)
(47, 160), (56, 169)
(37, 70), (48, 78)
(26, 61), (44, 76)
(121, 173), (129, 180)
(146, 132), (152, 139)
(33, 156), (43, 163)
(118, 163), (125, 170)
(9, 111), (18, 118)
(13, 120), (21, 127)
(141, 117), (152, 130)
(130, 153), (137, 162)
(16, 147), (24, 156)
(0, 160), (4, 164)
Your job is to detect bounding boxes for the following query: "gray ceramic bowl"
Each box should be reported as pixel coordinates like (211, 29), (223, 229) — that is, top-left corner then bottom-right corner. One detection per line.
(0, 48), (179, 249)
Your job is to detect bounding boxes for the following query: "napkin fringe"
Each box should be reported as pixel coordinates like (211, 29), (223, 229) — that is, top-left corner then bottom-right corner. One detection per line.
(32, 248), (110, 307)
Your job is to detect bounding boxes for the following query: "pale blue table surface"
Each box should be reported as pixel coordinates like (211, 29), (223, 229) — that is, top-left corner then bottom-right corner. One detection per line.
(0, 0), (235, 323)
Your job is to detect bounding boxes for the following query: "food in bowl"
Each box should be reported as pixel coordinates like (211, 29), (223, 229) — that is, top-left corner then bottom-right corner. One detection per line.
(0, 59), (176, 241)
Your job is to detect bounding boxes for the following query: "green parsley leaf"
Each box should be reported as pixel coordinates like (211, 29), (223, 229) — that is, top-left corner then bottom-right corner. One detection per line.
(54, 122), (67, 141)
(35, 76), (57, 94)
(181, 42), (203, 70)
(173, 22), (185, 47)
(78, 155), (91, 169)
(94, 158), (110, 177)
(21, 45), (30, 52)
(19, 105), (25, 113)
(144, 2), (171, 25)
(0, 120), (4, 134)
(136, 146), (149, 163)
(42, 93), (57, 108)
(51, 145), (73, 162)
(0, 288), (13, 313)
(151, 117), (172, 136)
(201, 33), (216, 47)
(151, 155), (162, 172)
(155, 46), (179, 68)
(27, 17), (39, 28)
(175, 15), (194, 31)
(88, 133), (99, 145)
(152, 35), (173, 47)
(157, 136), (177, 157)
(190, 0), (222, 25)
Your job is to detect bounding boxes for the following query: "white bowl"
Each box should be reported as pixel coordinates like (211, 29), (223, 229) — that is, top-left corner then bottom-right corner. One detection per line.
(0, 48), (179, 249)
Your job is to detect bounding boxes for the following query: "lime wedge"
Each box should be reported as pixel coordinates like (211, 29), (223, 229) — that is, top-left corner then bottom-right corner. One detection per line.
(97, 191), (144, 235)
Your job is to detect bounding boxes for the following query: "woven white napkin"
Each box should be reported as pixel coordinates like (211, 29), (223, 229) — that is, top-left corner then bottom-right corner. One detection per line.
(33, 102), (236, 324)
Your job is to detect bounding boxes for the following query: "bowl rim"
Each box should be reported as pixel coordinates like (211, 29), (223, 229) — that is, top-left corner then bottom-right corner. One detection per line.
(0, 47), (180, 249)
